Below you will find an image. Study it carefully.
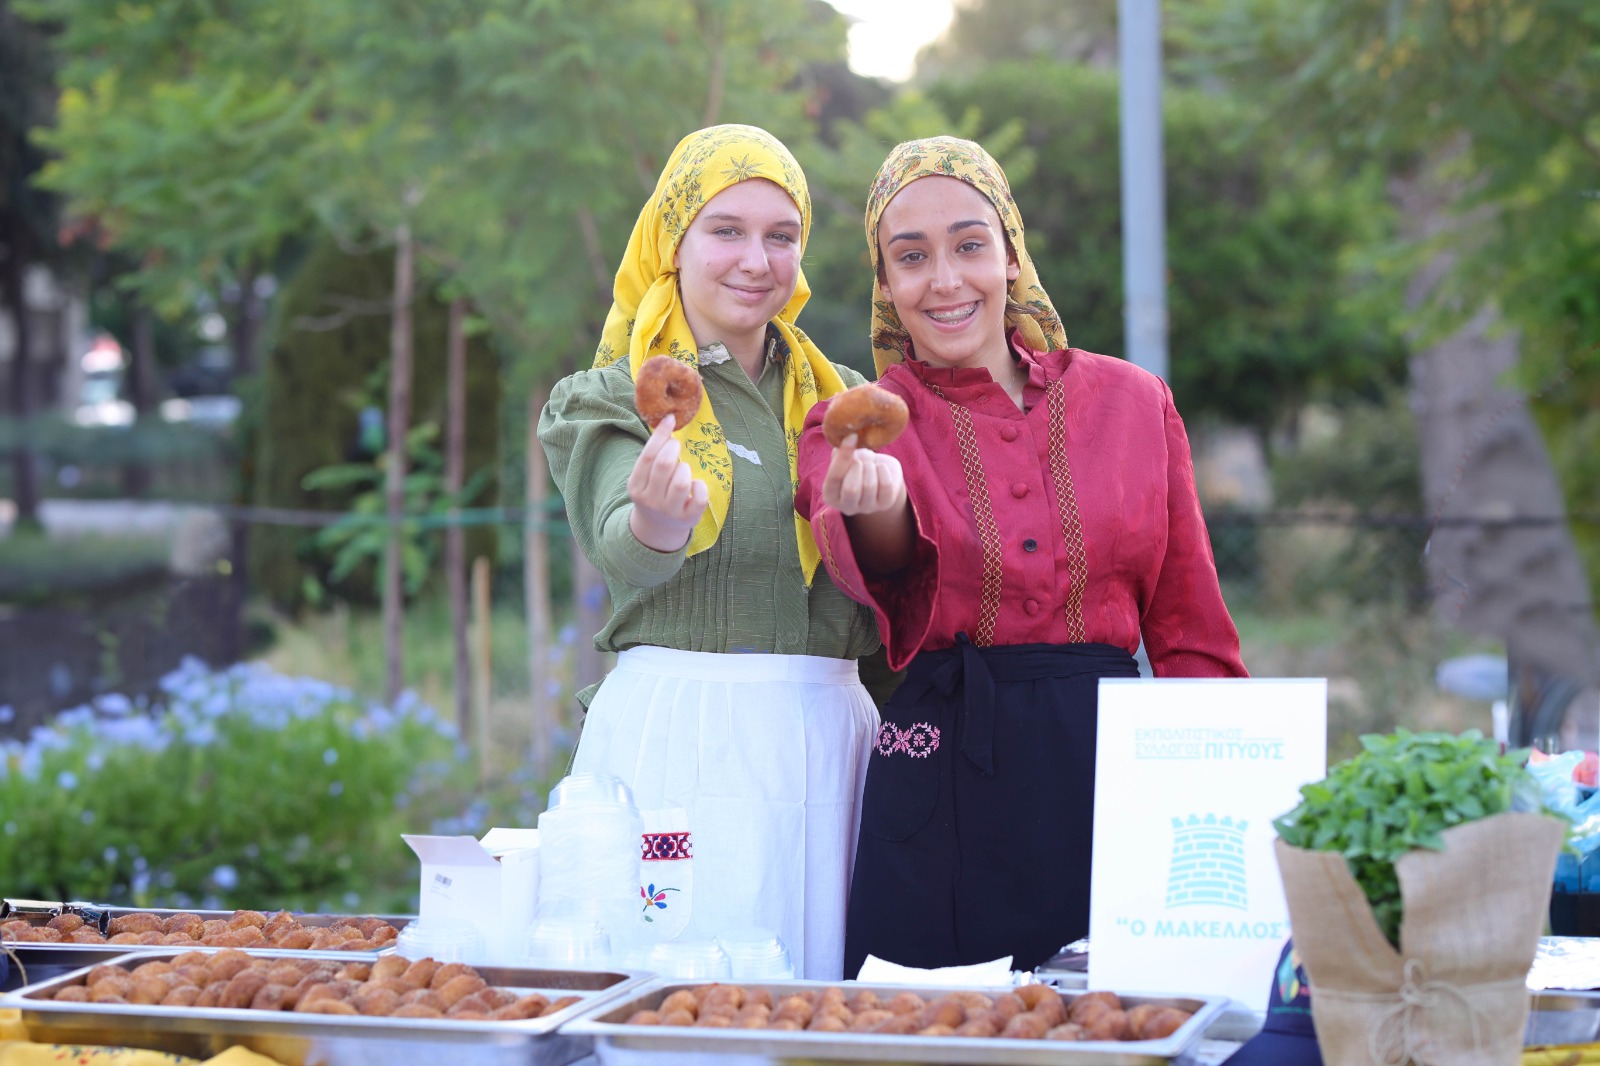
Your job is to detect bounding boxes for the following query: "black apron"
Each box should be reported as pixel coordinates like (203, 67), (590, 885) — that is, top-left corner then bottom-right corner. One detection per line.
(844, 637), (1138, 977)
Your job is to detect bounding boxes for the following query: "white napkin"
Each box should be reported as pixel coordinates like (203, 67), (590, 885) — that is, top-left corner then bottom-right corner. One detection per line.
(855, 953), (1017, 986)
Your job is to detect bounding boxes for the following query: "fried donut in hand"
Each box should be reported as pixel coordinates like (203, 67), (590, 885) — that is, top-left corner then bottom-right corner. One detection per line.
(634, 355), (703, 430)
(822, 384), (909, 450)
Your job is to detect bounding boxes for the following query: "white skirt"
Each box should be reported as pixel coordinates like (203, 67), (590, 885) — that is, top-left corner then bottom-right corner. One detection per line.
(573, 646), (879, 980)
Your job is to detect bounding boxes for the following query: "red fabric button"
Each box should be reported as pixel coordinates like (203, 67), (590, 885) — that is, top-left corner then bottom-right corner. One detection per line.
(1011, 482), (1028, 499)
(1024, 598), (1041, 616)
(1000, 425), (1019, 442)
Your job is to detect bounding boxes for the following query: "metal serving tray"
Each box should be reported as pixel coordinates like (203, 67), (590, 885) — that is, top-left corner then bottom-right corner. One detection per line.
(562, 979), (1230, 1065)
(3, 950), (648, 1066)
(0, 909), (411, 992)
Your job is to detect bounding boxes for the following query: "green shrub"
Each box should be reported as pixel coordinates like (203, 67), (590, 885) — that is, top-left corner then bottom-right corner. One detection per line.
(0, 659), (476, 912)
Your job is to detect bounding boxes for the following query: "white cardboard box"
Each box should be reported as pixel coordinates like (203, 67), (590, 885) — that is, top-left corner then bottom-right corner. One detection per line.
(402, 828), (540, 964)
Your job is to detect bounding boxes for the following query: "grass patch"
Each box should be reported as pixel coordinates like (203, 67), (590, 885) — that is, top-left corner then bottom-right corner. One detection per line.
(0, 531), (171, 606)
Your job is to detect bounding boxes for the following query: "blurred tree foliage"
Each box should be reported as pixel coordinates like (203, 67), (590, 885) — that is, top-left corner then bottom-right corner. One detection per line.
(915, 0), (1120, 78)
(929, 61), (1407, 443)
(250, 241), (499, 612)
(1180, 0), (1600, 611)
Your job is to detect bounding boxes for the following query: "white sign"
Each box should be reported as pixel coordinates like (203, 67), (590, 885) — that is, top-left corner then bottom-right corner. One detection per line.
(1088, 678), (1327, 1010)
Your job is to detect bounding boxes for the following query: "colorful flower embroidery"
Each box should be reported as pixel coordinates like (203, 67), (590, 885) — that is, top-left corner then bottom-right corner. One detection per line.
(640, 882), (680, 922)
(875, 722), (940, 758)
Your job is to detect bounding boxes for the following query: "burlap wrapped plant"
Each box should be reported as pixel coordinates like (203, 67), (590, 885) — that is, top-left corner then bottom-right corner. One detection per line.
(1274, 730), (1566, 1066)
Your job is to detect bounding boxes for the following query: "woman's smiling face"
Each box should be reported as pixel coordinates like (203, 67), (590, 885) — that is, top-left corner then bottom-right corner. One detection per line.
(876, 175), (1020, 373)
(674, 178), (802, 353)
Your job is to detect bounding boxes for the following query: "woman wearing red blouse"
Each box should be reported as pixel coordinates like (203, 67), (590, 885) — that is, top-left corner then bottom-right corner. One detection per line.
(795, 136), (1249, 976)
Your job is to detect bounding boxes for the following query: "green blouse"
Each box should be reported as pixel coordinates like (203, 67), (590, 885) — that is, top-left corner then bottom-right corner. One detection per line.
(538, 340), (891, 701)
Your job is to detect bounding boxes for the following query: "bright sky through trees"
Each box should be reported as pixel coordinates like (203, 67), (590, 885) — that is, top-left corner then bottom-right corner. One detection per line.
(824, 0), (956, 81)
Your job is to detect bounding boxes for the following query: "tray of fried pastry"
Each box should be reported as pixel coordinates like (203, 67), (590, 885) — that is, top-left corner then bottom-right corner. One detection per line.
(561, 979), (1229, 1065)
(3, 948), (649, 1066)
(1, 900), (406, 952)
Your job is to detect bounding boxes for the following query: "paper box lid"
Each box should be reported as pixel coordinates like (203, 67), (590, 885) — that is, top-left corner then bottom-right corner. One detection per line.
(478, 827), (540, 856)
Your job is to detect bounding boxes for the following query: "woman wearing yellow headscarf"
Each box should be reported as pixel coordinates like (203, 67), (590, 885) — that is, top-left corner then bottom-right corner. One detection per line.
(795, 136), (1247, 976)
(538, 125), (884, 979)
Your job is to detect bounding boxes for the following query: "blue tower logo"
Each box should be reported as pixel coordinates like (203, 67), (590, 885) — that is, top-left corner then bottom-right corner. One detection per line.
(1165, 813), (1248, 910)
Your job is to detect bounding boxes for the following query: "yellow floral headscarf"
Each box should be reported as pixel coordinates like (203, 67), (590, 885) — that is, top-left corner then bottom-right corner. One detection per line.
(594, 124), (846, 583)
(864, 136), (1067, 377)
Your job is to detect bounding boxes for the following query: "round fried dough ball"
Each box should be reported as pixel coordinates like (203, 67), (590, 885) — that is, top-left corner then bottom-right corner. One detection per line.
(400, 958), (441, 990)
(435, 973), (488, 1008)
(428, 962), (473, 990)
(128, 976), (171, 1005)
(335, 962), (374, 983)
(163, 912), (204, 937)
(493, 994), (548, 1020)
(163, 986), (201, 1008)
(205, 950), (255, 982)
(1068, 990), (1122, 1023)
(541, 995), (582, 1017)
(85, 964), (126, 988)
(849, 1009), (893, 1032)
(370, 955), (409, 982)
(1081, 1009), (1132, 1041)
(659, 990), (699, 1018)
(271, 928), (315, 950)
(400, 988), (447, 1012)
(1000, 1012), (1051, 1039)
(219, 971), (271, 1010)
(392, 1004), (444, 1019)
(953, 1017), (1000, 1038)
(108, 912), (163, 937)
(1134, 1006), (1191, 1040)
(355, 987), (401, 1016)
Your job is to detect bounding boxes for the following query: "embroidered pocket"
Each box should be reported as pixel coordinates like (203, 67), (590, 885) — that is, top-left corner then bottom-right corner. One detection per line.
(860, 705), (943, 842)
(636, 808), (692, 942)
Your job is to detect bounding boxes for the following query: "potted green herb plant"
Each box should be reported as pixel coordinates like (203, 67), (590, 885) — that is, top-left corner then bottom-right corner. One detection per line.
(1273, 729), (1565, 1066)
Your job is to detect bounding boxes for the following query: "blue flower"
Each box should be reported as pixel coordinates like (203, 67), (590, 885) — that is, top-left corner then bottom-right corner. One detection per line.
(328, 781), (344, 797)
(57, 770), (78, 790)
(96, 693), (132, 717)
(323, 748), (339, 766)
(212, 864), (239, 890)
(0, 705), (12, 723)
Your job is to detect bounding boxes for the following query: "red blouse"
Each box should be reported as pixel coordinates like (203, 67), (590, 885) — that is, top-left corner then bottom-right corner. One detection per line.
(796, 334), (1248, 677)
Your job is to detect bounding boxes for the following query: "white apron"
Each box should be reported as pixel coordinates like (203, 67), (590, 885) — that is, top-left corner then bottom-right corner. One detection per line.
(573, 645), (879, 980)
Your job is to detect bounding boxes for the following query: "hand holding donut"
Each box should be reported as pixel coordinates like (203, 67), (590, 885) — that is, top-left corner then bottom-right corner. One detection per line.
(628, 415), (710, 552)
(822, 433), (907, 517)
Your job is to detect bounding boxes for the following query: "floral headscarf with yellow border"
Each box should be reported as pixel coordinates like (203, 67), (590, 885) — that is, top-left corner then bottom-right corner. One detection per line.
(865, 136), (1067, 377)
(594, 124), (846, 584)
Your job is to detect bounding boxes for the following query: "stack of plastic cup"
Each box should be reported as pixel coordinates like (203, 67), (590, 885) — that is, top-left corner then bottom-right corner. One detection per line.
(525, 915), (612, 968)
(717, 934), (794, 980)
(394, 918), (487, 963)
(536, 773), (644, 959)
(646, 940), (733, 981)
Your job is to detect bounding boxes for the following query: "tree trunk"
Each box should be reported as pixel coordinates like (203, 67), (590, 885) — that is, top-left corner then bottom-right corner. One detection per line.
(524, 381), (554, 774)
(383, 223), (416, 705)
(445, 295), (471, 739)
(1395, 167), (1600, 685)
(121, 305), (156, 497)
(232, 261), (263, 379)
(2, 215), (41, 531)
